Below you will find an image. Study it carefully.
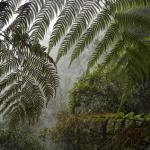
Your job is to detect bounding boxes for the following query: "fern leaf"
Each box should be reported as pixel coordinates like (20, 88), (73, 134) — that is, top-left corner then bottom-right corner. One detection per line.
(30, 0), (64, 42)
(48, 0), (86, 52)
(88, 23), (119, 69)
(70, 9), (111, 65)
(56, 1), (100, 62)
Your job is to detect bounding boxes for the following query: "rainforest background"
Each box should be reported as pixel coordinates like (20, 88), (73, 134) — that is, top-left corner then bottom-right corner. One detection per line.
(0, 0), (150, 149)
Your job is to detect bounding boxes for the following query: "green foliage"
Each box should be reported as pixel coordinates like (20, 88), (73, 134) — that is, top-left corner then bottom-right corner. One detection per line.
(68, 67), (150, 114)
(123, 76), (150, 114)
(47, 1), (150, 80)
(0, 38), (59, 125)
(64, 66), (150, 149)
(49, 1), (150, 93)
(1, 0), (150, 127)
(1, 1), (149, 80)
(68, 69), (122, 114)
(0, 1), (59, 125)
(43, 112), (150, 150)
(101, 125), (150, 150)
(0, 128), (44, 150)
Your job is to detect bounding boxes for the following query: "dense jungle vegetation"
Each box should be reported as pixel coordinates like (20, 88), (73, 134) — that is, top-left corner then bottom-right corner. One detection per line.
(0, 0), (150, 149)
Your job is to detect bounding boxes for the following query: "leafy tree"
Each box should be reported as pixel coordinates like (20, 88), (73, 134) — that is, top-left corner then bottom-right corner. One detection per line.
(0, 128), (44, 150)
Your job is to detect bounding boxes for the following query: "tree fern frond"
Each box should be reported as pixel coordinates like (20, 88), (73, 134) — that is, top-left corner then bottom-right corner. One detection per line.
(0, 0), (59, 125)
(0, 37), (58, 125)
(6, 0), (43, 35)
(3, 101), (21, 119)
(127, 47), (149, 77)
(8, 0), (23, 11)
(0, 82), (22, 106)
(0, 92), (21, 114)
(70, 9), (111, 65)
(23, 64), (58, 91)
(110, 53), (128, 75)
(0, 49), (14, 62)
(0, 40), (8, 50)
(0, 72), (20, 93)
(88, 23), (120, 69)
(100, 39), (125, 71)
(127, 59), (145, 82)
(48, 0), (86, 52)
(116, 12), (150, 31)
(0, 1), (12, 30)
(108, 41), (150, 83)
(56, 1), (100, 62)
(110, 0), (150, 13)
(30, 0), (64, 42)
(0, 0), (149, 125)
(0, 58), (19, 76)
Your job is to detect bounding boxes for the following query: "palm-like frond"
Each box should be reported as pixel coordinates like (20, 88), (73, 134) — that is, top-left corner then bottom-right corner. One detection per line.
(4, 0), (64, 41)
(5, 0), (44, 35)
(0, 38), (58, 125)
(0, 1), (12, 30)
(0, 0), (63, 125)
(55, 1), (100, 62)
(48, 0), (86, 51)
(1, 0), (150, 124)
(48, 0), (150, 84)
(88, 22), (119, 69)
(110, 0), (150, 13)
(69, 9), (111, 65)
(106, 30), (150, 76)
(30, 0), (64, 42)
(48, 0), (150, 66)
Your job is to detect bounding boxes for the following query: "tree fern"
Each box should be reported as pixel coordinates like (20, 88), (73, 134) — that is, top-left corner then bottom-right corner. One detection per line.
(0, 39), (58, 125)
(0, 0), (61, 125)
(69, 9), (112, 65)
(48, 0), (150, 83)
(30, 0), (64, 42)
(48, 0), (86, 51)
(55, 0), (100, 62)
(88, 22), (120, 69)
(1, 0), (150, 124)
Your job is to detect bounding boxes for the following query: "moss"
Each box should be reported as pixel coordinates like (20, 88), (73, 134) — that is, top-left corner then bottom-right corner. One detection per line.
(44, 112), (150, 150)
(102, 125), (150, 150)
(68, 67), (150, 115)
(68, 69), (122, 114)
